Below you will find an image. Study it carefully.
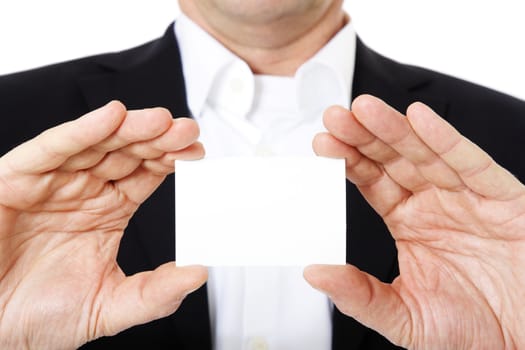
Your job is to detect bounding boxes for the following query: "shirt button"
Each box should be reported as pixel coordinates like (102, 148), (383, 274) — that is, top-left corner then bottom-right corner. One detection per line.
(248, 337), (269, 350)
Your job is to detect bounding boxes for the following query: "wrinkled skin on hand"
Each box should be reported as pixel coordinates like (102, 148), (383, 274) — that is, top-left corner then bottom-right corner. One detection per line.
(0, 102), (207, 349)
(305, 95), (525, 350)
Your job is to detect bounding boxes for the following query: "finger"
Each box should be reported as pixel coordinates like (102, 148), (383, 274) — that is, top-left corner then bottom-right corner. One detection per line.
(351, 95), (464, 191)
(89, 151), (142, 181)
(114, 166), (168, 204)
(58, 111), (171, 173)
(93, 107), (173, 152)
(304, 264), (409, 348)
(113, 143), (204, 203)
(60, 118), (200, 173)
(59, 148), (106, 172)
(2, 101), (126, 174)
(313, 133), (409, 216)
(407, 102), (525, 200)
(100, 263), (207, 338)
(314, 132), (381, 186)
(323, 105), (432, 193)
(323, 105), (399, 163)
(142, 142), (205, 175)
(119, 117), (200, 160)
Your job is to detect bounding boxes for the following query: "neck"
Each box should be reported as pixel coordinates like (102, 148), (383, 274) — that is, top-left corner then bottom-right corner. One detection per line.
(179, 1), (346, 76)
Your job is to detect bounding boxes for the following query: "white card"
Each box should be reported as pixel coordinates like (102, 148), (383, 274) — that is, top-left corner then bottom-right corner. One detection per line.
(175, 156), (346, 266)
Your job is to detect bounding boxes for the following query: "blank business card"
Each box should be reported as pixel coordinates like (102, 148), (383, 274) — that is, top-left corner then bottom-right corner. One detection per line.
(175, 156), (346, 266)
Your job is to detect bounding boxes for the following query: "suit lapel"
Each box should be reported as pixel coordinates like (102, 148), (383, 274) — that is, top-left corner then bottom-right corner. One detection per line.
(77, 25), (190, 116)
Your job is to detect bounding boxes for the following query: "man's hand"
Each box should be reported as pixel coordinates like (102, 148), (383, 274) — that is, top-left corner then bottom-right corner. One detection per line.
(0, 101), (207, 349)
(305, 95), (525, 349)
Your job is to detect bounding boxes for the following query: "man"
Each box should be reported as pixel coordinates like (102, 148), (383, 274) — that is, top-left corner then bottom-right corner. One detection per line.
(0, 1), (524, 349)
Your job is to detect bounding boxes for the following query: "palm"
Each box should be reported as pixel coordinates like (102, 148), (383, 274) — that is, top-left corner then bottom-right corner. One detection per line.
(0, 189), (126, 348)
(385, 187), (523, 349)
(0, 102), (207, 349)
(307, 95), (525, 349)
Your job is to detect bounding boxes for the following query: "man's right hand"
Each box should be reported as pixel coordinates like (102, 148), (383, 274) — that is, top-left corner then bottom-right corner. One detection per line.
(0, 101), (207, 349)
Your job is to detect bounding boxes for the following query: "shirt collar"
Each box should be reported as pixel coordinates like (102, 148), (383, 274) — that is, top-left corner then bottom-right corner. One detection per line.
(175, 14), (251, 119)
(175, 13), (356, 119)
(296, 18), (356, 115)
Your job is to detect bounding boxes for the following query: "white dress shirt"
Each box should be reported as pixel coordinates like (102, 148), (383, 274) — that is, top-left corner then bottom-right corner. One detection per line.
(175, 13), (356, 350)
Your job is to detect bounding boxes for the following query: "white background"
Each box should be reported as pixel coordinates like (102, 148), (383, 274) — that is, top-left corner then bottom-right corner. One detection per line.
(0, 1), (523, 100)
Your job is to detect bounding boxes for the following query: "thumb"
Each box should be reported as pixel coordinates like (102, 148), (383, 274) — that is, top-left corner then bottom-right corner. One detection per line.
(304, 264), (410, 347)
(99, 262), (207, 338)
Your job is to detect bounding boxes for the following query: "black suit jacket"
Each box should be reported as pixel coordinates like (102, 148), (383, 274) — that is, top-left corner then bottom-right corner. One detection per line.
(1, 23), (524, 350)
